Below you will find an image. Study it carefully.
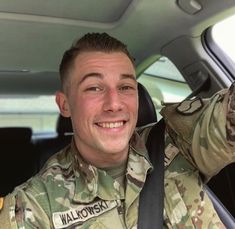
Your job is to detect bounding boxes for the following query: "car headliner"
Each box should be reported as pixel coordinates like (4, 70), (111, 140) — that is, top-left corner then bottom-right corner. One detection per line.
(0, 0), (235, 95)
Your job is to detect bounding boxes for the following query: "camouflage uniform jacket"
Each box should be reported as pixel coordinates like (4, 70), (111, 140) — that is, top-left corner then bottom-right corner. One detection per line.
(1, 83), (235, 228)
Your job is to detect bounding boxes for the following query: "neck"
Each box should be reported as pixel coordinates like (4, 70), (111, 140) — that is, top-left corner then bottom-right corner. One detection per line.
(74, 140), (129, 168)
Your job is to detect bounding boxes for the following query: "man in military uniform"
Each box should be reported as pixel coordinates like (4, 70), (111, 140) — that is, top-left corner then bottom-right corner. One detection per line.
(0, 32), (233, 228)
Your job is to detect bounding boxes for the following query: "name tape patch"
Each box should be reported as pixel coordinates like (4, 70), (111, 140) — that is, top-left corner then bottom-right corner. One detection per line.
(52, 200), (117, 229)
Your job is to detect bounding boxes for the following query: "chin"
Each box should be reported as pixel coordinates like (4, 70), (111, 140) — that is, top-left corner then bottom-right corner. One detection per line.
(101, 142), (129, 155)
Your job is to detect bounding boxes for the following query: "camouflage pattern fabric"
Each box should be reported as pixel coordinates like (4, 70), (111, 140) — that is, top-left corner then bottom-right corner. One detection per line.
(1, 83), (235, 228)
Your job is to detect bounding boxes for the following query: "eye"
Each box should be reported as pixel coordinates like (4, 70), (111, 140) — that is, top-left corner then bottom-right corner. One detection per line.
(119, 85), (136, 92)
(85, 86), (103, 92)
(121, 86), (131, 90)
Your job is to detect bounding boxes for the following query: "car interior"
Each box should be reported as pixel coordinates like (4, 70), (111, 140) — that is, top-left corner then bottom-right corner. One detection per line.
(1, 0), (235, 226)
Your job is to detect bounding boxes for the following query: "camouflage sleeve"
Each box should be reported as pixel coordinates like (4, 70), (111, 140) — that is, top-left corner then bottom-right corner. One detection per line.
(192, 83), (235, 179)
(0, 190), (51, 228)
(161, 82), (235, 180)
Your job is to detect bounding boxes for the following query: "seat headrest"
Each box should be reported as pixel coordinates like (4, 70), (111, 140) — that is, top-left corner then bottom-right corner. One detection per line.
(137, 83), (157, 126)
(56, 82), (157, 135)
(56, 115), (73, 135)
(0, 127), (32, 142)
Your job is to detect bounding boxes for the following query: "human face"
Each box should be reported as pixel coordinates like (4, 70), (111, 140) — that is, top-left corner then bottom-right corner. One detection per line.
(56, 51), (138, 166)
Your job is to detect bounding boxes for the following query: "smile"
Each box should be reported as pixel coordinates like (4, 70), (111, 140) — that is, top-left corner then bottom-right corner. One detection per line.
(97, 121), (125, 128)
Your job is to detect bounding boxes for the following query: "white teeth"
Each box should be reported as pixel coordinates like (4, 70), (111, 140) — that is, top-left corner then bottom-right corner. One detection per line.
(98, 122), (124, 128)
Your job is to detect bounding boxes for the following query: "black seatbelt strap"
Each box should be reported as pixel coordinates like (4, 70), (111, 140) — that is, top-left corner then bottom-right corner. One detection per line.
(138, 119), (165, 229)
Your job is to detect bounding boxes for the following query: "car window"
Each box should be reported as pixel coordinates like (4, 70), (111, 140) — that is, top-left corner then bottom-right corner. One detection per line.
(211, 14), (235, 63)
(0, 95), (59, 135)
(207, 14), (235, 81)
(138, 56), (192, 119)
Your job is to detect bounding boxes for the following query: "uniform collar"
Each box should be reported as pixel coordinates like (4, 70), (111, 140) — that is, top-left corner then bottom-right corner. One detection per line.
(70, 130), (152, 203)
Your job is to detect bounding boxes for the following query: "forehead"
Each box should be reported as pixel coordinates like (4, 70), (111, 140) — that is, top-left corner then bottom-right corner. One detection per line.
(64, 51), (136, 93)
(73, 51), (135, 72)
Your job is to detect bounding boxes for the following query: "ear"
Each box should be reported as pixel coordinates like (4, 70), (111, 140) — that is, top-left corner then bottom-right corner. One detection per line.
(55, 91), (71, 117)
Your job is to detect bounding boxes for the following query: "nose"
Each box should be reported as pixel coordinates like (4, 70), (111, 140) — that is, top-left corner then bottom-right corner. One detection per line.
(103, 88), (124, 112)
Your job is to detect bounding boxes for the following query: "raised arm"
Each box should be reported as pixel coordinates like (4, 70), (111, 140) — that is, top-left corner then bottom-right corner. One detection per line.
(161, 83), (235, 180)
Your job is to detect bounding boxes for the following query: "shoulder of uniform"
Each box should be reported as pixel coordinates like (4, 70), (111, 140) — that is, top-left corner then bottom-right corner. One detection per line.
(136, 122), (180, 169)
(136, 122), (156, 142)
(0, 195), (17, 228)
(161, 97), (207, 115)
(160, 97), (209, 142)
(175, 97), (204, 115)
(39, 145), (71, 172)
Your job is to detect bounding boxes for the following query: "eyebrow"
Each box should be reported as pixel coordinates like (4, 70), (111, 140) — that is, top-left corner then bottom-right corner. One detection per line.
(78, 72), (136, 86)
(121, 73), (137, 83)
(78, 72), (103, 86)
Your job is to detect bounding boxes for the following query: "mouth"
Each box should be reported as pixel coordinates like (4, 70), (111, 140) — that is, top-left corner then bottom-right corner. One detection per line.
(96, 121), (126, 129)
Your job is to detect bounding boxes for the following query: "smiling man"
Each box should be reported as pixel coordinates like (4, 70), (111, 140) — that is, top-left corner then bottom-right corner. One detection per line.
(1, 32), (235, 228)
(56, 50), (138, 168)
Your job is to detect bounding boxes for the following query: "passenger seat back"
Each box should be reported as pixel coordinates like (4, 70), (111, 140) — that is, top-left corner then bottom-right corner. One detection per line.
(0, 127), (37, 196)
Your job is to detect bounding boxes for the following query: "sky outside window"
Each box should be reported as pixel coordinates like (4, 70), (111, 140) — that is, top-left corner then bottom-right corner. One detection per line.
(212, 14), (235, 63)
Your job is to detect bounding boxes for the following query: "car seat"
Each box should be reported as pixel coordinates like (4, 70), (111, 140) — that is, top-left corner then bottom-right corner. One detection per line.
(0, 127), (37, 196)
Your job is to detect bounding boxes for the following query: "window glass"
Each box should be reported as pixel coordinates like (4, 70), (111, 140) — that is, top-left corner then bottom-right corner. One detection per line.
(0, 95), (59, 134)
(211, 14), (235, 63)
(144, 56), (186, 82)
(138, 56), (192, 119)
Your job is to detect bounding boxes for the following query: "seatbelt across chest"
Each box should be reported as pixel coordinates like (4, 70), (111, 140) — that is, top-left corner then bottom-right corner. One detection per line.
(138, 117), (235, 229)
(138, 119), (165, 229)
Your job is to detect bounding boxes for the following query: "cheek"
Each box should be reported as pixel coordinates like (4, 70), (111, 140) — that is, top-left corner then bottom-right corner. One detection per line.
(70, 96), (101, 122)
(127, 96), (139, 115)
(70, 101), (93, 136)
